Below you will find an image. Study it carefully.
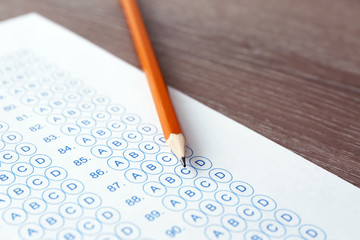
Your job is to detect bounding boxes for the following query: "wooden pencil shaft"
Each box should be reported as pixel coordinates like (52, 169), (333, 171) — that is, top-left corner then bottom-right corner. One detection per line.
(120, 0), (181, 140)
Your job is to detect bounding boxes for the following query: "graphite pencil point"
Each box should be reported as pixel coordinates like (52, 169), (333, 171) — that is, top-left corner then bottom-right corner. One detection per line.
(181, 157), (186, 167)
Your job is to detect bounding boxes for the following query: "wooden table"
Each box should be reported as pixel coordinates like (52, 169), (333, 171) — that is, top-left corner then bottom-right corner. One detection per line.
(1, 0), (359, 187)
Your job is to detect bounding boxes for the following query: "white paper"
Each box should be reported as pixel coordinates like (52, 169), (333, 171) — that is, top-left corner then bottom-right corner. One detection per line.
(0, 13), (359, 240)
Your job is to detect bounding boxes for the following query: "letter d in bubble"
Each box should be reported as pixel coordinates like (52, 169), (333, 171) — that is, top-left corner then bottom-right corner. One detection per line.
(195, 160), (205, 166)
(122, 227), (133, 236)
(7, 135), (16, 141)
(66, 183), (77, 191)
(36, 158), (45, 164)
(51, 170), (60, 177)
(102, 211), (113, 220)
(85, 197), (94, 205)
(21, 146), (30, 152)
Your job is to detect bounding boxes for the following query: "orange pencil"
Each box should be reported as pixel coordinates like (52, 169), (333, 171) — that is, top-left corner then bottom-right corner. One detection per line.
(120, 0), (186, 167)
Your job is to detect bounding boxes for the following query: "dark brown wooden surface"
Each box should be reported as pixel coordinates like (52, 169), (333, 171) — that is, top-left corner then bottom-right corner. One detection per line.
(1, 0), (359, 187)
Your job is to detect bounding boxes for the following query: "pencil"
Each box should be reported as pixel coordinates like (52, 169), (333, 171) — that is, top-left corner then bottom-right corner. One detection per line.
(120, 0), (186, 167)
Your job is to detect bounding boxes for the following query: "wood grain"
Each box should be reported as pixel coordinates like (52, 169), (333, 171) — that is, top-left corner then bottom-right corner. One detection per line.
(0, 0), (359, 186)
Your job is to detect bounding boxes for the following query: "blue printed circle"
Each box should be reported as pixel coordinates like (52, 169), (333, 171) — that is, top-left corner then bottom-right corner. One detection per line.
(183, 209), (208, 227)
(91, 145), (113, 158)
(122, 130), (143, 143)
(91, 127), (112, 139)
(63, 107), (82, 118)
(79, 87), (96, 96)
(2, 131), (23, 144)
(3, 208), (27, 225)
(59, 202), (84, 219)
(260, 219), (286, 238)
(156, 152), (178, 166)
(174, 165), (198, 179)
(11, 162), (34, 177)
(47, 114), (67, 125)
(189, 156), (212, 170)
(140, 161), (163, 175)
(21, 95), (39, 106)
(159, 173), (183, 188)
(108, 157), (130, 171)
(52, 70), (69, 80)
(77, 217), (102, 235)
(299, 224), (327, 240)
(36, 90), (53, 100)
(125, 169), (148, 184)
(76, 117), (96, 128)
(137, 123), (158, 135)
(29, 154), (52, 168)
(0, 170), (15, 185)
(8, 87), (25, 96)
(236, 204), (262, 222)
(194, 177), (218, 192)
(107, 120), (127, 132)
(77, 102), (96, 112)
(107, 137), (128, 151)
(123, 149), (145, 162)
(178, 186), (203, 202)
(251, 194), (277, 211)
(76, 134), (97, 147)
(205, 225), (231, 240)
(138, 141), (160, 154)
(209, 168), (233, 183)
(26, 175), (49, 190)
(48, 98), (67, 109)
(106, 104), (125, 115)
(64, 93), (81, 102)
(45, 166), (68, 181)
(61, 124), (81, 136)
(92, 110), (111, 122)
(199, 200), (224, 216)
(92, 95), (110, 105)
(78, 193), (102, 209)
(221, 214), (247, 233)
(61, 179), (84, 195)
(7, 184), (31, 199)
(0, 150), (19, 163)
(214, 190), (239, 206)
(23, 198), (47, 215)
(39, 212), (64, 230)
(65, 78), (82, 88)
(162, 195), (187, 212)
(19, 223), (44, 239)
(43, 188), (66, 204)
(24, 81), (40, 91)
(33, 104), (53, 115)
(15, 142), (37, 156)
(143, 181), (167, 197)
(96, 207), (121, 224)
(229, 181), (254, 197)
(51, 83), (68, 93)
(122, 113), (141, 125)
(274, 209), (301, 227)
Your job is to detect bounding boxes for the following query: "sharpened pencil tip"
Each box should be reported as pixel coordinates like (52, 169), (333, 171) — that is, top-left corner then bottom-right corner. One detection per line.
(181, 157), (186, 167)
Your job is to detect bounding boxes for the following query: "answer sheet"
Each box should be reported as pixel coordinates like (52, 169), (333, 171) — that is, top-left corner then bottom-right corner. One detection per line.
(0, 14), (359, 240)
